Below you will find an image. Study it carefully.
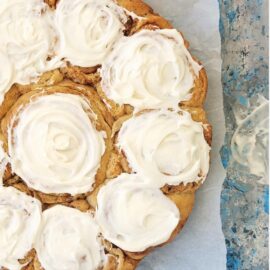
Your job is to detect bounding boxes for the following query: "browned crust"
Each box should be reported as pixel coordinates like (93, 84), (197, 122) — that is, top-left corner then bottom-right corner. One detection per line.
(44, 0), (57, 8)
(0, 0), (212, 269)
(117, 0), (153, 16)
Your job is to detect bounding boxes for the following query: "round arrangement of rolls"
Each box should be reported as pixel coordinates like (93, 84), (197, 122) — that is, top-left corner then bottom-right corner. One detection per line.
(0, 0), (211, 269)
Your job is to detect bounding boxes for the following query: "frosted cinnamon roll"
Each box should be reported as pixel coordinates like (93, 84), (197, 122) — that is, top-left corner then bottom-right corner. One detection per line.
(7, 93), (105, 195)
(117, 110), (210, 188)
(35, 205), (105, 270)
(96, 174), (180, 252)
(0, 51), (14, 105)
(100, 29), (202, 111)
(55, 0), (129, 67)
(0, 0), (61, 85)
(0, 187), (41, 270)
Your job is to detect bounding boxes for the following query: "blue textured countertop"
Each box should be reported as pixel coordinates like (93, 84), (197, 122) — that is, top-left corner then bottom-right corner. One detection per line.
(219, 0), (269, 269)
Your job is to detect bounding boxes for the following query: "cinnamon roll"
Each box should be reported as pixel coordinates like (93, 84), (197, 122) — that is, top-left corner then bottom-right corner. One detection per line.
(0, 0), (61, 87)
(55, 0), (130, 67)
(0, 187), (41, 270)
(117, 110), (211, 188)
(35, 205), (105, 270)
(96, 173), (180, 252)
(100, 29), (203, 111)
(4, 92), (106, 195)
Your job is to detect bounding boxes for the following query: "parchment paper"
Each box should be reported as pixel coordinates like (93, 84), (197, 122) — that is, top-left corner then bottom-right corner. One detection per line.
(137, 1), (227, 269)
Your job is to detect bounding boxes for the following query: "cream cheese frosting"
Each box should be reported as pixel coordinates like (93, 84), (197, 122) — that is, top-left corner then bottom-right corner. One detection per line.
(100, 29), (202, 111)
(0, 51), (14, 104)
(96, 174), (180, 252)
(0, 141), (9, 185)
(55, 0), (128, 67)
(117, 110), (210, 188)
(0, 187), (42, 270)
(8, 93), (105, 195)
(0, 0), (62, 87)
(35, 205), (105, 270)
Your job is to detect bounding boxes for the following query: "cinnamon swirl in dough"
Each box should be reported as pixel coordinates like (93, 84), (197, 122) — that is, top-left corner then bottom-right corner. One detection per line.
(0, 187), (41, 270)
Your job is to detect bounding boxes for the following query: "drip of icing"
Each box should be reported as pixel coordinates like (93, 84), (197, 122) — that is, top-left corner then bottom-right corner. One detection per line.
(35, 205), (105, 270)
(8, 93), (105, 195)
(55, 0), (129, 67)
(117, 110), (210, 187)
(100, 29), (202, 111)
(96, 173), (180, 252)
(0, 187), (42, 270)
(231, 95), (269, 184)
(0, 51), (14, 104)
(0, 141), (9, 185)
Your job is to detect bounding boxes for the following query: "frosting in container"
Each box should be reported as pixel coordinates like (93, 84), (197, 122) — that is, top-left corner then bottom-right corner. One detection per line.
(231, 95), (269, 184)
(96, 174), (180, 252)
(0, 51), (14, 104)
(55, 0), (128, 67)
(0, 187), (42, 270)
(8, 93), (105, 195)
(117, 110), (210, 187)
(0, 0), (62, 86)
(35, 205), (105, 270)
(100, 29), (202, 111)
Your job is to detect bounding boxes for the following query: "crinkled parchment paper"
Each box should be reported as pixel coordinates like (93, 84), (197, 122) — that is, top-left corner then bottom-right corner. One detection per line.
(138, 1), (227, 269)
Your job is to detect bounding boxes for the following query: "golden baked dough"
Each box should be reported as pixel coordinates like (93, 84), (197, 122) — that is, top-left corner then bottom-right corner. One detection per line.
(0, 0), (211, 269)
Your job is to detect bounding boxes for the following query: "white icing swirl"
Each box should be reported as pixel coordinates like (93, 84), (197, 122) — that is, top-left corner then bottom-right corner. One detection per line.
(8, 93), (105, 195)
(0, 0), (62, 85)
(96, 174), (180, 252)
(0, 141), (9, 185)
(101, 29), (202, 111)
(0, 51), (14, 104)
(55, 0), (128, 67)
(35, 205), (105, 270)
(118, 110), (210, 187)
(0, 187), (41, 270)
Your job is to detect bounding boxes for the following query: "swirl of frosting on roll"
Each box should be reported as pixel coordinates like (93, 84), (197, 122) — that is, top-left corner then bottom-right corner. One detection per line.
(0, 142), (9, 185)
(101, 29), (202, 111)
(0, 0), (62, 85)
(96, 174), (180, 252)
(35, 205), (105, 270)
(117, 110), (210, 187)
(0, 51), (14, 105)
(55, 0), (128, 67)
(0, 187), (42, 270)
(8, 93), (105, 195)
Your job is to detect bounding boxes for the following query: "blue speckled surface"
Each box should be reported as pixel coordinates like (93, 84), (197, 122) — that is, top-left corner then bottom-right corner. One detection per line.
(219, 0), (269, 269)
